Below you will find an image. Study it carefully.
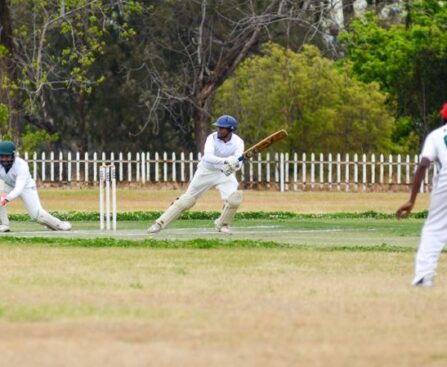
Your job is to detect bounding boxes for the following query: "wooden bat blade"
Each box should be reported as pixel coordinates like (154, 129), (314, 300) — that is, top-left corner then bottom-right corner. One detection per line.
(241, 129), (288, 160)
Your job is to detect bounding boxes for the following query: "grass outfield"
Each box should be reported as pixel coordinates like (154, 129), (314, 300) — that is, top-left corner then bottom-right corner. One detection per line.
(1, 241), (447, 366)
(0, 189), (442, 366)
(1, 216), (447, 366)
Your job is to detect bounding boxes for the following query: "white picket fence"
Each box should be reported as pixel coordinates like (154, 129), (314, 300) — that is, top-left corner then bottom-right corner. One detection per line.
(18, 151), (436, 192)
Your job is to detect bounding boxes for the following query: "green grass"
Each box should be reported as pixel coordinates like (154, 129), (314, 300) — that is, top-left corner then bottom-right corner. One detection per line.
(6, 209), (429, 221)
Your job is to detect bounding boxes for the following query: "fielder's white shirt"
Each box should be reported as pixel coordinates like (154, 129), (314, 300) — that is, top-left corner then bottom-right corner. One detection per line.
(421, 124), (447, 171)
(0, 157), (36, 201)
(200, 132), (244, 171)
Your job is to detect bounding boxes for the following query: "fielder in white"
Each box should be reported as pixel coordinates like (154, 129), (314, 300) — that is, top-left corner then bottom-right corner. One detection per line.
(0, 141), (71, 232)
(148, 115), (244, 234)
(397, 103), (447, 287)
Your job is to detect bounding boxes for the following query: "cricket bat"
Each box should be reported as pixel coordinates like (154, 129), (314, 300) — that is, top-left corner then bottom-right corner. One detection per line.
(239, 129), (288, 161)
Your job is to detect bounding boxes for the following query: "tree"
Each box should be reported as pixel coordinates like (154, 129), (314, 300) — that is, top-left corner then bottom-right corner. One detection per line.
(339, 0), (447, 150)
(1, 0), (140, 150)
(134, 0), (340, 151)
(214, 42), (394, 153)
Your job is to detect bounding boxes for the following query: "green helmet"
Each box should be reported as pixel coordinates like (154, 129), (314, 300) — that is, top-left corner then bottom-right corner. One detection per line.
(0, 141), (16, 155)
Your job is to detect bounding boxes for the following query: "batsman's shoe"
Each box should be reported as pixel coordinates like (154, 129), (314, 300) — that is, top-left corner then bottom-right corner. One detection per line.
(0, 224), (10, 232)
(216, 224), (231, 235)
(148, 222), (162, 234)
(58, 221), (72, 231)
(412, 275), (434, 288)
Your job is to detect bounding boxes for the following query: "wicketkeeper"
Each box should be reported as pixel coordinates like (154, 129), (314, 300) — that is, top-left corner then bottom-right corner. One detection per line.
(0, 141), (71, 232)
(396, 103), (447, 287)
(148, 115), (244, 234)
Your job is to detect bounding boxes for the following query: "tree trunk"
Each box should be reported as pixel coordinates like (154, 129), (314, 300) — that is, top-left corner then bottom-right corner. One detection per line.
(193, 88), (216, 152)
(0, 0), (20, 141)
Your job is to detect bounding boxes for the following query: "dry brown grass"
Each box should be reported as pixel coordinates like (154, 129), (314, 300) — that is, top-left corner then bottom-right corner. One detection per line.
(4, 187), (430, 214)
(0, 247), (446, 366)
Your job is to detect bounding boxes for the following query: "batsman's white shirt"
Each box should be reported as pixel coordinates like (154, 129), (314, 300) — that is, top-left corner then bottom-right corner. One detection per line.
(0, 157), (43, 220)
(200, 132), (244, 171)
(187, 132), (244, 200)
(413, 124), (447, 284)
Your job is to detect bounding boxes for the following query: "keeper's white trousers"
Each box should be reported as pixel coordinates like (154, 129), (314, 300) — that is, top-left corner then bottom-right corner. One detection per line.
(413, 172), (447, 284)
(186, 165), (239, 200)
(0, 184), (43, 225)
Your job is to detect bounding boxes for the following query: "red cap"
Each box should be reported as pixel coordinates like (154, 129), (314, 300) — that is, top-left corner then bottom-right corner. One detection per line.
(440, 103), (447, 121)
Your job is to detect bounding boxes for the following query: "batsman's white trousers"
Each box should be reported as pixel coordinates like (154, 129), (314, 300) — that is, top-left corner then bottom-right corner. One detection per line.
(0, 184), (43, 225)
(186, 165), (239, 200)
(413, 172), (447, 284)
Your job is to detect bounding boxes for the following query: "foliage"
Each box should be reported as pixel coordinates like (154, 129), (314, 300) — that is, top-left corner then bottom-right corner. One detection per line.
(214, 43), (394, 153)
(20, 126), (59, 153)
(339, 0), (447, 150)
(0, 103), (9, 130)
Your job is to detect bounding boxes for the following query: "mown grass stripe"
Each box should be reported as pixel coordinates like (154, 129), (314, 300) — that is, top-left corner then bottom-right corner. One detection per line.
(8, 210), (428, 222)
(0, 236), (414, 252)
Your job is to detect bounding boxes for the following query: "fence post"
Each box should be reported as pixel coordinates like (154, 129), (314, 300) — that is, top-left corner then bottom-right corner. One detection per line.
(119, 152), (123, 182)
(189, 152), (194, 182)
(406, 154), (410, 185)
(50, 152), (55, 182)
(248, 156), (254, 185)
(84, 152), (89, 182)
(33, 152), (37, 180)
(141, 152), (146, 184)
(310, 153), (315, 190)
(274, 152), (279, 185)
(136, 152), (140, 182)
(172, 152), (176, 182)
(328, 153), (332, 191)
(388, 154), (393, 185)
(266, 153), (271, 186)
(319, 153), (324, 190)
(155, 152), (160, 182)
(280, 153), (285, 192)
(126, 152), (131, 182)
(76, 151), (80, 181)
(380, 154), (384, 186)
(180, 152), (185, 182)
(362, 153), (367, 192)
(353, 153), (358, 192)
(397, 154), (402, 185)
(58, 152), (63, 181)
(345, 153), (349, 192)
(371, 154), (376, 188)
(163, 152), (168, 182)
(293, 152), (298, 191)
(67, 152), (72, 182)
(146, 152), (150, 182)
(336, 153), (341, 191)
(302, 153), (306, 191)
(93, 152), (98, 182)
(41, 152), (46, 181)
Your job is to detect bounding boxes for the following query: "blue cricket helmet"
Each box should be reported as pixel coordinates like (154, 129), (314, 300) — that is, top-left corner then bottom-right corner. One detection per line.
(213, 115), (238, 131)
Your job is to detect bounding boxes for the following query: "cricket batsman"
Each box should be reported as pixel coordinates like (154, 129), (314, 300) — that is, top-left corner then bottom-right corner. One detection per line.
(0, 141), (71, 232)
(396, 103), (447, 287)
(148, 115), (244, 234)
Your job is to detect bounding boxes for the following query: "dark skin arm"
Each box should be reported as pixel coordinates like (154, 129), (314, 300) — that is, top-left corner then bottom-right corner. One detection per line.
(396, 157), (431, 219)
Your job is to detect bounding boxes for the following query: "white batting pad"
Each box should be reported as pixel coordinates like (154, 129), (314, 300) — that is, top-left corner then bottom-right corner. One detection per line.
(157, 193), (196, 229)
(215, 191), (243, 229)
(36, 209), (72, 231)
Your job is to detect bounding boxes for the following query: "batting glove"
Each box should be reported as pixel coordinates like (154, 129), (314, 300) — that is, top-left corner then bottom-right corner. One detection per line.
(0, 194), (9, 206)
(222, 163), (235, 176)
(226, 156), (240, 169)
